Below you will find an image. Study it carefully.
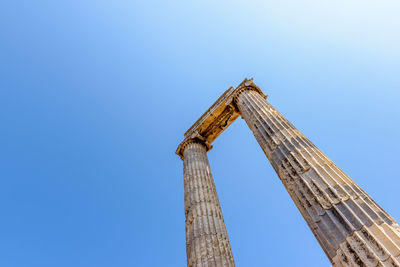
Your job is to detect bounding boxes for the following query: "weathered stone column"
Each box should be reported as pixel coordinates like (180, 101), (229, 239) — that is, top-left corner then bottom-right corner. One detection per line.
(235, 87), (400, 266)
(177, 138), (235, 267)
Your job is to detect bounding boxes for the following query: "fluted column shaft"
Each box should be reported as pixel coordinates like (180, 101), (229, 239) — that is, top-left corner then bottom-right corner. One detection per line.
(236, 89), (400, 266)
(182, 140), (235, 267)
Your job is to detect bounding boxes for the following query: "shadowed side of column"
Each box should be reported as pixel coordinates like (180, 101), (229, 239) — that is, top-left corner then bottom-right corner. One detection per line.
(182, 140), (235, 267)
(235, 88), (400, 266)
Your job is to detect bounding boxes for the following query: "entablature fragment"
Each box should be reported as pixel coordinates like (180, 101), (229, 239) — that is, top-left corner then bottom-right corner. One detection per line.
(176, 78), (267, 157)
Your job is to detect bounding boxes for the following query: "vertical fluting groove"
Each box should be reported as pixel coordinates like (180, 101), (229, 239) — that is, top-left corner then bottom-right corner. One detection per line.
(236, 89), (400, 266)
(183, 141), (235, 267)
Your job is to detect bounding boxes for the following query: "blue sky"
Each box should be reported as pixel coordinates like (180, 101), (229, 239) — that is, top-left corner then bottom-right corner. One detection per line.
(1, 1), (400, 266)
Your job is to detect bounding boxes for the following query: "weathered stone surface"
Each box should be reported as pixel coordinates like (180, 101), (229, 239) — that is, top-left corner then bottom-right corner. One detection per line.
(177, 79), (266, 156)
(181, 139), (235, 267)
(235, 87), (400, 266)
(177, 78), (400, 266)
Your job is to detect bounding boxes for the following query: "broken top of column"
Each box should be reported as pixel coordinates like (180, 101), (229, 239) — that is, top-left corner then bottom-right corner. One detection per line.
(176, 78), (267, 158)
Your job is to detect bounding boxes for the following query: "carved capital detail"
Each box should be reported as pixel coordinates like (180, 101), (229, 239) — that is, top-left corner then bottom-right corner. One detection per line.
(232, 78), (267, 108)
(176, 134), (213, 160)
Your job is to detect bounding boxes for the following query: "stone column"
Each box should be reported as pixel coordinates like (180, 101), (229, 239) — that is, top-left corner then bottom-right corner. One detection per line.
(178, 138), (235, 267)
(235, 88), (400, 266)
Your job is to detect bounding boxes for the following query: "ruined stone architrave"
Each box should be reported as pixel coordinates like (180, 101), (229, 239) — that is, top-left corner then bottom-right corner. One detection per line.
(176, 78), (400, 267)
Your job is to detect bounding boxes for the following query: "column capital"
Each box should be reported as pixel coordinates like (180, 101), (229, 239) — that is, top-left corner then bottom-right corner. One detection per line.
(176, 133), (213, 160)
(232, 78), (267, 105)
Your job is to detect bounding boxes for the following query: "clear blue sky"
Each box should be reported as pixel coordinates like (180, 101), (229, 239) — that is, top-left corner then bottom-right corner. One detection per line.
(1, 1), (400, 266)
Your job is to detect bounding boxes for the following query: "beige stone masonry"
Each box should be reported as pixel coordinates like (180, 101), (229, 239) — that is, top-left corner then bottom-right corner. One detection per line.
(177, 78), (266, 157)
(235, 87), (400, 266)
(177, 78), (400, 266)
(181, 139), (235, 267)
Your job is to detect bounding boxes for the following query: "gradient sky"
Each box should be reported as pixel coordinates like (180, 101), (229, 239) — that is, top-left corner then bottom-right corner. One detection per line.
(1, 1), (400, 266)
